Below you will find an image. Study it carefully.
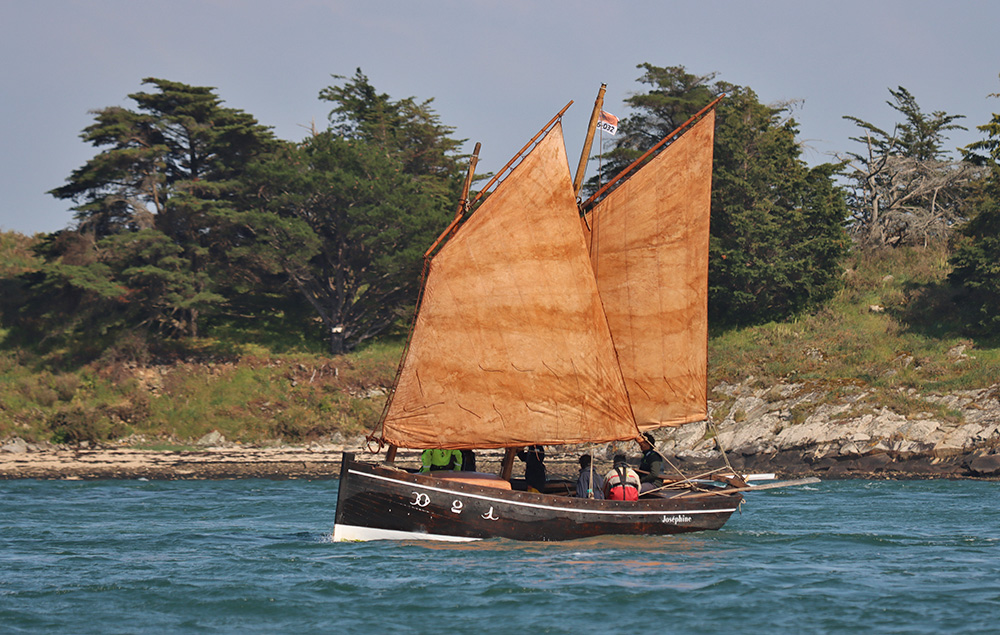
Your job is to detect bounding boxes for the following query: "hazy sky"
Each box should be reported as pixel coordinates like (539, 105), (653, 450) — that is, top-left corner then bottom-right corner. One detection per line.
(2, 0), (998, 235)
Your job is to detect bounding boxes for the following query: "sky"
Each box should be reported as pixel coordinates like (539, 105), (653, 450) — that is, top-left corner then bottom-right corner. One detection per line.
(2, 0), (999, 236)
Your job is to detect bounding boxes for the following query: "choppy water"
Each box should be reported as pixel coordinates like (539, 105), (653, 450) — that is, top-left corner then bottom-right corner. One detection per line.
(2, 478), (998, 634)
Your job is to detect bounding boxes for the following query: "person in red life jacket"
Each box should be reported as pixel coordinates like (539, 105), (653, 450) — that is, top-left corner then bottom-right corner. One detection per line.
(419, 449), (463, 472)
(603, 454), (640, 501)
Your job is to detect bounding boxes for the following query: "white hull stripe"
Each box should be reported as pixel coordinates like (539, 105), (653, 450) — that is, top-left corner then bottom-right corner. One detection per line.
(333, 523), (480, 543)
(347, 469), (737, 517)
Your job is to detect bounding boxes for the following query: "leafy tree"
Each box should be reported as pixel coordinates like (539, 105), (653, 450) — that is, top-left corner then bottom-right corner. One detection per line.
(40, 78), (277, 340)
(949, 77), (1000, 333)
(320, 68), (465, 204)
(9, 231), (126, 350)
(226, 72), (465, 354)
(710, 86), (850, 326)
(841, 87), (975, 247)
(597, 64), (849, 328)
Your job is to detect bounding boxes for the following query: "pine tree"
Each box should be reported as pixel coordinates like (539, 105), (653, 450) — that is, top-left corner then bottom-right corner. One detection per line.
(949, 76), (1000, 333)
(41, 78), (276, 341)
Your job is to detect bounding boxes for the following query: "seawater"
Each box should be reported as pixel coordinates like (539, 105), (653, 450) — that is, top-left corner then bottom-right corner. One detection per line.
(2, 478), (998, 634)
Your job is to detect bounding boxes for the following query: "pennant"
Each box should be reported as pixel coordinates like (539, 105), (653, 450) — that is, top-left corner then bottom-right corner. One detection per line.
(598, 110), (619, 136)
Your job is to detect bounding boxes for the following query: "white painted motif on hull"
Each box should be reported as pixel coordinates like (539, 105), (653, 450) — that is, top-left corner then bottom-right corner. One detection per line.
(451, 500), (464, 514)
(482, 506), (499, 521)
(412, 492), (431, 508)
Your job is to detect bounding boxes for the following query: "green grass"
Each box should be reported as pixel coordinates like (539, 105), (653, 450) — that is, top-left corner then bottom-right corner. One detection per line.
(708, 245), (1000, 422)
(0, 339), (402, 446)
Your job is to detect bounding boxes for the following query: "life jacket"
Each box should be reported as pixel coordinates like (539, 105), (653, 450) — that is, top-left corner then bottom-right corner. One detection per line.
(605, 465), (639, 501)
(422, 449), (462, 471)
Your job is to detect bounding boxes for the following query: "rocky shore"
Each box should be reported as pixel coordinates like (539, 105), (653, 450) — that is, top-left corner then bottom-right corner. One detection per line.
(659, 379), (1000, 479)
(3, 380), (1000, 480)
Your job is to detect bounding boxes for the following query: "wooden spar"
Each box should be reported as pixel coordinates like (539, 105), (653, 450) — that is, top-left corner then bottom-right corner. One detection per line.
(423, 102), (573, 259)
(455, 142), (481, 221)
(424, 142), (481, 258)
(573, 83), (606, 197)
(465, 101), (574, 210)
(582, 94), (725, 210)
(500, 448), (518, 481)
(678, 477), (821, 500)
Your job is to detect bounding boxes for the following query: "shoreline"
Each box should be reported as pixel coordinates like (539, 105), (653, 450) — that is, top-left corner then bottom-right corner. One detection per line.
(3, 443), (999, 481)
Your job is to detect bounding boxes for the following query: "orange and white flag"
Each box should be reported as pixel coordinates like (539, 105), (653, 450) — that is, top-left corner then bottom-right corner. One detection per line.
(598, 110), (619, 136)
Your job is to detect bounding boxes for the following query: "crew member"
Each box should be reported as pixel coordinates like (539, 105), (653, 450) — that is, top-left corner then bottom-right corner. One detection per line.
(419, 449), (463, 472)
(517, 445), (546, 492)
(603, 454), (640, 501)
(576, 454), (604, 499)
(638, 432), (667, 493)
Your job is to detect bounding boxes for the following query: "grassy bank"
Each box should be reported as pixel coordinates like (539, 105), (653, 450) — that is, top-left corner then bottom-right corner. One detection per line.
(3, 246), (999, 448)
(709, 246), (1000, 422)
(0, 338), (401, 447)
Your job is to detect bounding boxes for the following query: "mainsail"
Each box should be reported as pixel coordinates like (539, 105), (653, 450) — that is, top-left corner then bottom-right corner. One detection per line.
(583, 110), (716, 430)
(380, 121), (638, 450)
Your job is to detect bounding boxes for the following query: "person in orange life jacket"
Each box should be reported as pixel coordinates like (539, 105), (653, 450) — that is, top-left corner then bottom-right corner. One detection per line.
(516, 445), (546, 492)
(603, 454), (640, 501)
(419, 449), (463, 472)
(637, 432), (667, 493)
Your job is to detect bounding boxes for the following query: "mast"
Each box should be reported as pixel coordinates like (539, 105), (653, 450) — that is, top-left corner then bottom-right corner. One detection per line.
(455, 142), (481, 221)
(573, 83), (606, 198)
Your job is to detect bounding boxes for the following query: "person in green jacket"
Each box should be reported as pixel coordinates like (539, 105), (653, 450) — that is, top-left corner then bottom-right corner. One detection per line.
(419, 449), (463, 472)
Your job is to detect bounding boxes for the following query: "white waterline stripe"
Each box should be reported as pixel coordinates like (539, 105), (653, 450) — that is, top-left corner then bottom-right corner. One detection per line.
(348, 469), (737, 517)
(333, 523), (479, 543)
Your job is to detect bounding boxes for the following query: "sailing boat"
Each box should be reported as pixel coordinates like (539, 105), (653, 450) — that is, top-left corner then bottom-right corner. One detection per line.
(333, 89), (745, 542)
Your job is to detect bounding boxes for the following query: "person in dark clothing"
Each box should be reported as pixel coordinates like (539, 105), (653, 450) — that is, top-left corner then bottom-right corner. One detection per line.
(637, 432), (667, 493)
(516, 445), (546, 492)
(576, 454), (605, 499)
(461, 449), (477, 473)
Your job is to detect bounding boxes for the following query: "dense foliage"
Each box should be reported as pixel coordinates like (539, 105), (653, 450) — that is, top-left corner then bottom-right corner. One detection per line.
(227, 70), (465, 353)
(711, 86), (850, 326)
(6, 73), (464, 357)
(949, 81), (1000, 333)
(18, 79), (278, 346)
(3, 64), (999, 370)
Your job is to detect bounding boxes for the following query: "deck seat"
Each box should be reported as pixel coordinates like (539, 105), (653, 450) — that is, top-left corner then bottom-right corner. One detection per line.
(429, 472), (512, 490)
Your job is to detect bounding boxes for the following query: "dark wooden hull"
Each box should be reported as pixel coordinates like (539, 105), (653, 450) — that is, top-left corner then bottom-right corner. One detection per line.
(333, 453), (743, 542)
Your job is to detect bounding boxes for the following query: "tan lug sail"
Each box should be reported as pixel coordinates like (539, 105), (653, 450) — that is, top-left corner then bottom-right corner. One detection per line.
(583, 110), (716, 430)
(381, 121), (638, 450)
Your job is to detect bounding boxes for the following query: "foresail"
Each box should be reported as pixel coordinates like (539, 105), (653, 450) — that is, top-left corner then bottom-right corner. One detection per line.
(381, 122), (638, 450)
(583, 111), (716, 430)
